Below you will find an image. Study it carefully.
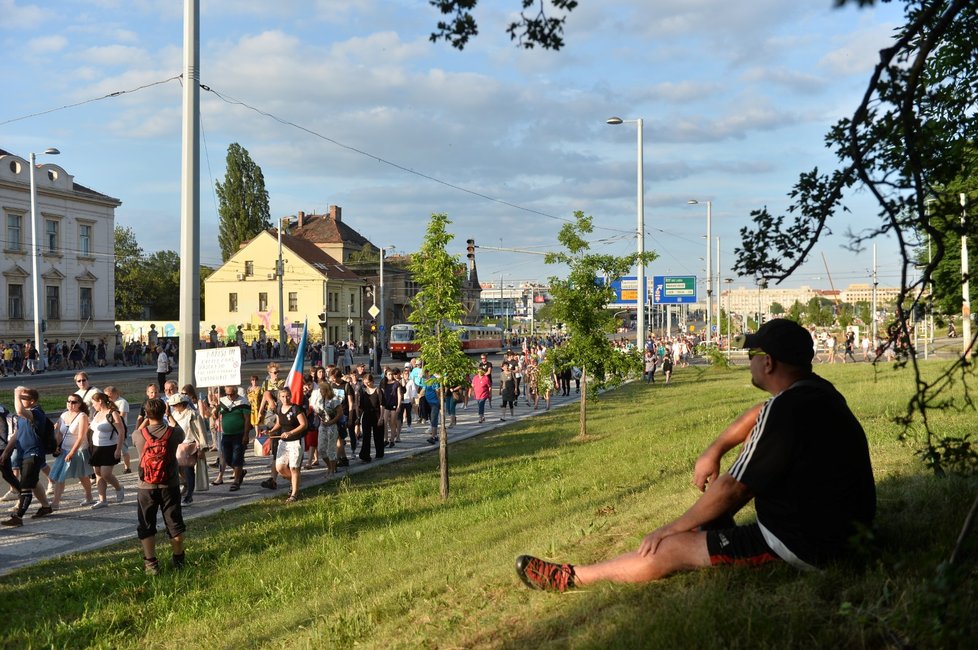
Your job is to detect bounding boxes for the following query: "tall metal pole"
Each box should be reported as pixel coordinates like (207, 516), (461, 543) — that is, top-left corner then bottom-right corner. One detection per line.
(607, 117), (645, 350)
(277, 219), (286, 346)
(705, 201), (712, 344)
(872, 244), (878, 344)
(716, 235), (721, 345)
(378, 247), (385, 373)
(635, 119), (645, 349)
(29, 151), (56, 364)
(178, 0), (200, 387)
(961, 193), (972, 355)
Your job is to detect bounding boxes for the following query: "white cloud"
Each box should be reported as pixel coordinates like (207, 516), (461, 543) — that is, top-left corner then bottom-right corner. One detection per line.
(1, 0), (48, 29)
(740, 67), (825, 94)
(27, 34), (68, 55)
(79, 44), (151, 67)
(819, 22), (898, 76)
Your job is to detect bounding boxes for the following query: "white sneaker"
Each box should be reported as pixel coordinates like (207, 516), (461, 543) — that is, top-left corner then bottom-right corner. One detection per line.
(116, 487), (125, 504)
(91, 500), (108, 510)
(79, 498), (97, 507)
(1, 490), (17, 502)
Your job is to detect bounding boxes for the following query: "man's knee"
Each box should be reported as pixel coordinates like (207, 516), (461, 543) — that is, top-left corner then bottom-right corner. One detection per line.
(647, 532), (711, 580)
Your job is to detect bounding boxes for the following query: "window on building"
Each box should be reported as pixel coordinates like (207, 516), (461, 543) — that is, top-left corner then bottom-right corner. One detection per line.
(46, 285), (60, 320)
(79, 224), (92, 256)
(289, 292), (298, 312)
(245, 261), (254, 277)
(350, 293), (355, 313)
(229, 292), (238, 312)
(259, 292), (268, 311)
(6, 214), (22, 251)
(8, 284), (23, 319)
(79, 287), (93, 320)
(45, 219), (58, 253)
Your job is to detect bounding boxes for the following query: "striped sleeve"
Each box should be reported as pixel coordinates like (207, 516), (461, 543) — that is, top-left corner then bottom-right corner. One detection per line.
(728, 396), (777, 481)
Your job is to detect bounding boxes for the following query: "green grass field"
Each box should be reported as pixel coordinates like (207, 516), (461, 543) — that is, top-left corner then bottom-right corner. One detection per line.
(2, 362), (976, 649)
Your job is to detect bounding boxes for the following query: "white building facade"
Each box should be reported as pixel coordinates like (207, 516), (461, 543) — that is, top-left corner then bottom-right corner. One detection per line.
(0, 148), (120, 344)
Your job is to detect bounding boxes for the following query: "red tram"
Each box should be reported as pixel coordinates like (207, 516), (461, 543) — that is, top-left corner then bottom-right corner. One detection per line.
(389, 323), (504, 360)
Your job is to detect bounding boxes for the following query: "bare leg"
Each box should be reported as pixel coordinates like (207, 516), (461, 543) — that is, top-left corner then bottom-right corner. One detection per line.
(574, 531), (710, 585)
(80, 476), (93, 500)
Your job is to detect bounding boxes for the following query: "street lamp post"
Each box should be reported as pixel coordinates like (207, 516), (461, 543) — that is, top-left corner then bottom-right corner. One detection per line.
(378, 245), (394, 372)
(688, 200), (712, 345)
(724, 278), (733, 357)
(607, 116), (646, 351)
(30, 147), (60, 367)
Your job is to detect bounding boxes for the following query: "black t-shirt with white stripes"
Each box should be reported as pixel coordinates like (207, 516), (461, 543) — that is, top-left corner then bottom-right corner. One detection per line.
(728, 374), (876, 567)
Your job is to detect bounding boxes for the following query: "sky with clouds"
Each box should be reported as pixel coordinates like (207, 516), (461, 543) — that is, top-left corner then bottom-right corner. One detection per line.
(1, 0), (909, 294)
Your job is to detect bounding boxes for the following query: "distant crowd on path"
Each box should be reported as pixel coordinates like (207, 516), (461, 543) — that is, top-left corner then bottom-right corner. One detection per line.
(0, 324), (181, 377)
(1, 336), (590, 574)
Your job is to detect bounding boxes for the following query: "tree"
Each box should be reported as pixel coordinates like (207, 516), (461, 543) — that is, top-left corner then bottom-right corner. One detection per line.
(114, 226), (145, 319)
(916, 179), (978, 317)
(216, 143), (271, 262)
(769, 301), (785, 316)
(805, 297), (833, 327)
(408, 213), (474, 500)
(787, 300), (806, 323)
(733, 0), (978, 479)
(545, 211), (651, 437)
(429, 0), (579, 50)
(141, 250), (182, 319)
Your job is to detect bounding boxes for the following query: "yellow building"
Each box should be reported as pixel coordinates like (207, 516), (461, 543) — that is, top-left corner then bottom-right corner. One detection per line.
(204, 229), (365, 344)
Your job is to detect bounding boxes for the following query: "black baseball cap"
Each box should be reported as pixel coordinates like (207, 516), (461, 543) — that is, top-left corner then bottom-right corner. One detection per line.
(735, 318), (814, 368)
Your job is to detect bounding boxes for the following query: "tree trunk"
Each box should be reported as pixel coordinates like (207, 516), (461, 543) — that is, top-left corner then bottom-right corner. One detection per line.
(578, 365), (587, 438)
(439, 391), (449, 500)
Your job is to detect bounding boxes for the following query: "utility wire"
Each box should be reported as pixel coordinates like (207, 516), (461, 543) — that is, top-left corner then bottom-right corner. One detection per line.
(199, 83), (642, 237)
(0, 76), (183, 127)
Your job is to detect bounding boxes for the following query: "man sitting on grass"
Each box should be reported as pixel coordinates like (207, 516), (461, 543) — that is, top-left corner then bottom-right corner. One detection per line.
(516, 318), (877, 592)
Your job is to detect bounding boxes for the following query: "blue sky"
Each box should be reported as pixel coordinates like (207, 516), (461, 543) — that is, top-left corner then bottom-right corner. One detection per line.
(1, 0), (908, 293)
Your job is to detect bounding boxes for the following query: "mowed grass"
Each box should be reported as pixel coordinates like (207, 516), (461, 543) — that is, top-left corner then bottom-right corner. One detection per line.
(2, 362), (977, 649)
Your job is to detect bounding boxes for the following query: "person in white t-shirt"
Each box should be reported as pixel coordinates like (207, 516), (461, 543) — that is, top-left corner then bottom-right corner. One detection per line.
(156, 348), (170, 391)
(104, 386), (132, 473)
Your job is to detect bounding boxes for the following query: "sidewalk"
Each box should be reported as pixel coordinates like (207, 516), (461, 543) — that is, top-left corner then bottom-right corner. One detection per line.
(0, 389), (581, 576)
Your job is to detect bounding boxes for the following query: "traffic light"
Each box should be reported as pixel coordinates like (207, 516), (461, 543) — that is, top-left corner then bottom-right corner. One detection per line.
(466, 239), (475, 260)
(370, 319), (378, 333)
(317, 312), (327, 327)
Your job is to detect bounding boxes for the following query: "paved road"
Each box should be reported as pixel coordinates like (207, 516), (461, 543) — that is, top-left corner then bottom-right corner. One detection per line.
(0, 368), (581, 576)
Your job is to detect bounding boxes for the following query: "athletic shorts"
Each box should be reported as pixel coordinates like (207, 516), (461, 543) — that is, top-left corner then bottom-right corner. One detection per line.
(705, 522), (781, 567)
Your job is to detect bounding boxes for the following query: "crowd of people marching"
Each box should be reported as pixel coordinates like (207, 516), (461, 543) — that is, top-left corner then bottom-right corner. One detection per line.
(0, 338), (595, 573)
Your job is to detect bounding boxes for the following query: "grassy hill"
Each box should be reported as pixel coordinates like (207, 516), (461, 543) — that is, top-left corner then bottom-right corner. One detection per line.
(2, 362), (976, 648)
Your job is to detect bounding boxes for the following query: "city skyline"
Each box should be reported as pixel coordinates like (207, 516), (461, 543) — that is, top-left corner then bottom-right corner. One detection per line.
(2, 0), (909, 290)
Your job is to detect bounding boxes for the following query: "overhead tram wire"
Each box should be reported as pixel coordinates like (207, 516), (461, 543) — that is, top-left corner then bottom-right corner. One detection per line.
(198, 82), (641, 237)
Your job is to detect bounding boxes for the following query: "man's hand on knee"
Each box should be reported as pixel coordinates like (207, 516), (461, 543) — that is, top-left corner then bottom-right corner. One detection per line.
(638, 525), (676, 558)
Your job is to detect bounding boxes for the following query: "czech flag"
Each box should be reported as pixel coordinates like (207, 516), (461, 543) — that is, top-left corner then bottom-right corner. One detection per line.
(285, 319), (308, 401)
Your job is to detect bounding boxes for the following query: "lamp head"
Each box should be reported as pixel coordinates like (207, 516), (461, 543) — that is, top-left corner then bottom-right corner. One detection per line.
(687, 199), (699, 205)
(606, 117), (623, 125)
(44, 148), (60, 156)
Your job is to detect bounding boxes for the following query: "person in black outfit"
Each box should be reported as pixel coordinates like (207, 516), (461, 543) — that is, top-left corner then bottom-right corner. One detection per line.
(357, 374), (384, 462)
(516, 319), (876, 592)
